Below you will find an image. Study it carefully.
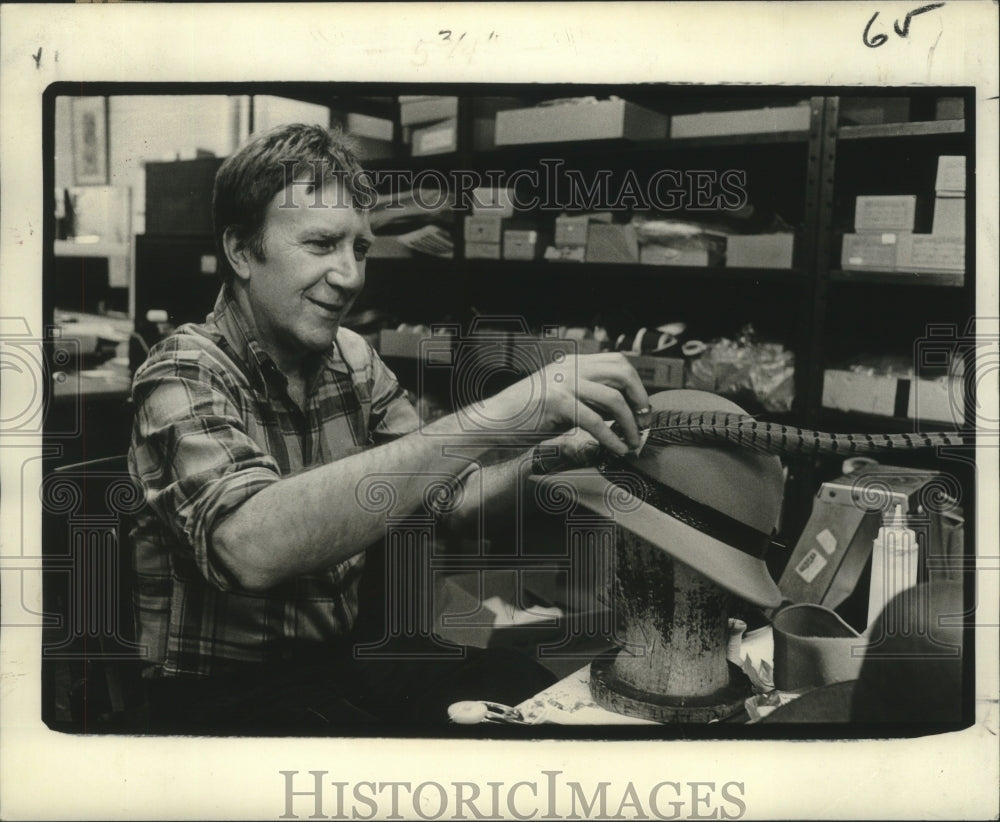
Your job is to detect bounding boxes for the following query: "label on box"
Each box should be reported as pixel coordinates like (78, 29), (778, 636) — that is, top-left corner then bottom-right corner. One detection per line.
(795, 549), (828, 584)
(816, 529), (838, 555)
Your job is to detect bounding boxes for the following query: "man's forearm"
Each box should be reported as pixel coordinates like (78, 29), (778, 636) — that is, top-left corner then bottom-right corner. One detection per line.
(212, 414), (496, 591)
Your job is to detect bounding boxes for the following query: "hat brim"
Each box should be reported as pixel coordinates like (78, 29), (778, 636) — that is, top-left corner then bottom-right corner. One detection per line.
(532, 468), (783, 609)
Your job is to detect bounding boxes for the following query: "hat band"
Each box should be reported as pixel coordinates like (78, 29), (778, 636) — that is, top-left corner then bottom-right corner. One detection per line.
(598, 457), (773, 560)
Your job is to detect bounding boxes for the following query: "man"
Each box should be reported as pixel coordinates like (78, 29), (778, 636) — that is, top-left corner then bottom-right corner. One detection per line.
(129, 123), (650, 733)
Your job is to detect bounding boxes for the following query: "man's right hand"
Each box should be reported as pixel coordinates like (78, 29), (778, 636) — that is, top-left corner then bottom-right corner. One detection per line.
(467, 352), (651, 456)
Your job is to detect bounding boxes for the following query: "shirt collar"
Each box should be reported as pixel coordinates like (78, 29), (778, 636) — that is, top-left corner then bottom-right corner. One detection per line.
(207, 286), (351, 393)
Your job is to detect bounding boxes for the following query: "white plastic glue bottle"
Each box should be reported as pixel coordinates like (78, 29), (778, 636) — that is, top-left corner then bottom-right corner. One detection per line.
(866, 504), (918, 629)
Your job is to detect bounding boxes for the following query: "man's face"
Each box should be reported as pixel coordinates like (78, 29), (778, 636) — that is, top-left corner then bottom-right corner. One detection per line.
(238, 180), (374, 370)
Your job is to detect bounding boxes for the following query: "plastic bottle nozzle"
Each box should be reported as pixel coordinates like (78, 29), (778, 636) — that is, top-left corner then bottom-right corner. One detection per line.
(892, 504), (905, 528)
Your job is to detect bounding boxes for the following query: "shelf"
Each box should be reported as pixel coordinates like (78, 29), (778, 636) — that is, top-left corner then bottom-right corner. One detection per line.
(369, 257), (807, 285)
(837, 119), (965, 140)
(830, 268), (965, 287)
(54, 240), (128, 258)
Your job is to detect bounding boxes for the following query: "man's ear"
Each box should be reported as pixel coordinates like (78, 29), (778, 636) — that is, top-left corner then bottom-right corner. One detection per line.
(222, 227), (252, 282)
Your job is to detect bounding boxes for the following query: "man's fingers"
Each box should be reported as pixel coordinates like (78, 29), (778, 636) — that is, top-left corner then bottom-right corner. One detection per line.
(575, 380), (642, 450)
(573, 402), (630, 456)
(561, 353), (651, 417)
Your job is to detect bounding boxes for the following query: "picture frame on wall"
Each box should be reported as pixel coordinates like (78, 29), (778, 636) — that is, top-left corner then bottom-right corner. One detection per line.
(71, 96), (109, 185)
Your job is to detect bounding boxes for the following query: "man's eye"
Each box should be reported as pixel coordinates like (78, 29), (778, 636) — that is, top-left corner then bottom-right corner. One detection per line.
(309, 239), (336, 251)
(354, 243), (371, 262)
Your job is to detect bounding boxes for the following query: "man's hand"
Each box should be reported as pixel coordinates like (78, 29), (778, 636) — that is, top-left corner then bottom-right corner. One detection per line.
(470, 353), (651, 455)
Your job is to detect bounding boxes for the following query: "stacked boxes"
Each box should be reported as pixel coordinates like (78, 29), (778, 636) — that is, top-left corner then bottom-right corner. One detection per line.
(841, 195), (917, 271)
(464, 215), (503, 259)
(842, 156), (966, 275)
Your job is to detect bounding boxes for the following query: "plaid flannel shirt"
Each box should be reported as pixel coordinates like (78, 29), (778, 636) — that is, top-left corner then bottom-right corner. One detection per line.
(128, 286), (419, 677)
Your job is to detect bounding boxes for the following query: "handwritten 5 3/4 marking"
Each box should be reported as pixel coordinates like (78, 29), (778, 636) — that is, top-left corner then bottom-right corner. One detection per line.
(863, 2), (945, 48)
(412, 29), (498, 66)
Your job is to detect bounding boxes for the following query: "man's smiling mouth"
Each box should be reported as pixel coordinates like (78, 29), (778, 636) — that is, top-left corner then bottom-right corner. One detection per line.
(307, 297), (343, 313)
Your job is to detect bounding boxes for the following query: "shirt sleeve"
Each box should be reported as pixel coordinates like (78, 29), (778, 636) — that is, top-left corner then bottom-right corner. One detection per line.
(129, 336), (281, 591)
(368, 348), (420, 442)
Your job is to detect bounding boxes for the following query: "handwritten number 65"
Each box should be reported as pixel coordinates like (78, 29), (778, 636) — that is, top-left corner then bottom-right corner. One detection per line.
(863, 3), (945, 49)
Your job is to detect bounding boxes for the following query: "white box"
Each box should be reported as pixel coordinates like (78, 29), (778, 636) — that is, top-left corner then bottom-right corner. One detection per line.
(841, 232), (908, 270)
(670, 105), (811, 138)
(932, 196), (965, 237)
(725, 233), (795, 269)
(935, 156), (965, 195)
(822, 371), (899, 416)
(854, 195), (917, 232)
(908, 378), (964, 424)
(897, 234), (964, 271)
(495, 100), (668, 145)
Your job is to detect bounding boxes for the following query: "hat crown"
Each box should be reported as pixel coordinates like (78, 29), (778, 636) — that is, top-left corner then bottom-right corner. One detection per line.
(630, 390), (784, 536)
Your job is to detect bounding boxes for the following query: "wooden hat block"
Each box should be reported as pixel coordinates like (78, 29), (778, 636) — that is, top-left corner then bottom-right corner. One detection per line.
(590, 529), (752, 723)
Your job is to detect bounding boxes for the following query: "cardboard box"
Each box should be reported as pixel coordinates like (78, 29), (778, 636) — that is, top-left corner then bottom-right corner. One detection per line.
(585, 223), (639, 263)
(932, 196), (965, 237)
(495, 99), (668, 145)
(841, 232), (908, 270)
(502, 229), (540, 260)
(670, 104), (811, 138)
(639, 240), (725, 267)
(897, 234), (964, 272)
(399, 95), (459, 126)
(469, 187), (515, 217)
(464, 241), (501, 260)
(346, 112), (394, 141)
(935, 97), (964, 121)
(624, 354), (685, 389)
(411, 118), (457, 156)
(839, 97), (911, 125)
(822, 370), (901, 416)
(544, 245), (586, 263)
(908, 377), (964, 425)
(854, 195), (917, 232)
(554, 215), (591, 248)
(464, 215), (504, 244)
(935, 156), (966, 195)
(351, 135), (394, 161)
(725, 233), (796, 269)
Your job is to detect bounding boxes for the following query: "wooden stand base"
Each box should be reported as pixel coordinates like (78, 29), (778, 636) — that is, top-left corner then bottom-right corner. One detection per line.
(590, 650), (752, 723)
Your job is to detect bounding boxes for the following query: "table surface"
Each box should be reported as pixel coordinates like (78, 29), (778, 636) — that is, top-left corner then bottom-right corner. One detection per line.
(516, 626), (775, 725)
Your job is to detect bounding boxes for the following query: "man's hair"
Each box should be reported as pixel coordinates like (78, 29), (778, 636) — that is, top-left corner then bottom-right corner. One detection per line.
(212, 123), (371, 282)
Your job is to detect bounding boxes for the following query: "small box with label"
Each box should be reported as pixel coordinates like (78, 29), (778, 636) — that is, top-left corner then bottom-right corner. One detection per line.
(897, 234), (964, 272)
(853, 195), (917, 232)
(502, 229), (540, 261)
(464, 241), (501, 260)
(624, 354), (684, 389)
(411, 118), (457, 156)
(841, 232), (908, 271)
(554, 215), (592, 248)
(464, 216), (504, 244)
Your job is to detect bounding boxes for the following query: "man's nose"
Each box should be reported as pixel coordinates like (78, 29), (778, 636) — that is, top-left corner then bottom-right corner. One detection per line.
(325, 248), (364, 290)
